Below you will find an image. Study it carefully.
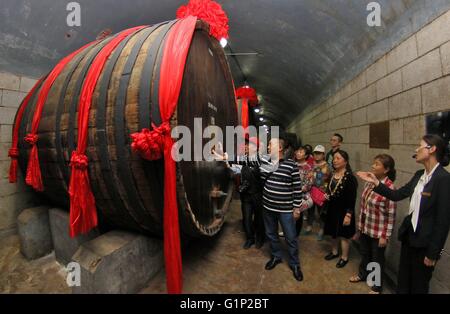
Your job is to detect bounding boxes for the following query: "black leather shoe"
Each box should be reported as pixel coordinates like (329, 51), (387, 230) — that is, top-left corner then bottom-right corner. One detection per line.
(243, 239), (255, 249)
(291, 265), (304, 282)
(324, 252), (339, 260)
(336, 258), (349, 268)
(265, 257), (282, 270)
(255, 240), (264, 249)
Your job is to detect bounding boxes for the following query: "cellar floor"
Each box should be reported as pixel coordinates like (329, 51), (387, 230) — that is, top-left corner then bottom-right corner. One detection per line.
(0, 199), (392, 294)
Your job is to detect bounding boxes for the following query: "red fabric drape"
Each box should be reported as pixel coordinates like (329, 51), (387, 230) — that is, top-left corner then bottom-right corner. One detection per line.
(69, 26), (146, 238)
(25, 41), (96, 192)
(158, 15), (197, 295)
(130, 16), (197, 294)
(241, 98), (249, 130)
(8, 77), (45, 183)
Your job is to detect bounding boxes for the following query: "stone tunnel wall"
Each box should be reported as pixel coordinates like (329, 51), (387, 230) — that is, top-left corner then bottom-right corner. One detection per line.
(0, 71), (39, 238)
(288, 9), (450, 293)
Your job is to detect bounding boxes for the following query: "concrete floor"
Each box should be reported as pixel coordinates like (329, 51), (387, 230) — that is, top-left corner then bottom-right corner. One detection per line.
(0, 235), (69, 293)
(0, 199), (391, 294)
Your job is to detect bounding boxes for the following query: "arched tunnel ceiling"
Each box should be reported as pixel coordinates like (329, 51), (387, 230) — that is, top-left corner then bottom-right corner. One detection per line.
(2, 0), (450, 129)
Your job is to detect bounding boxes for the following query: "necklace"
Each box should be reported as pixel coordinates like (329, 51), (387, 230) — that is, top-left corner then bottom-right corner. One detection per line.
(333, 169), (345, 179)
(328, 174), (344, 196)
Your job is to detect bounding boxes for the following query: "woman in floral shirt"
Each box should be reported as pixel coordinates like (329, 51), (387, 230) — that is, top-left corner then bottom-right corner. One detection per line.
(307, 145), (332, 240)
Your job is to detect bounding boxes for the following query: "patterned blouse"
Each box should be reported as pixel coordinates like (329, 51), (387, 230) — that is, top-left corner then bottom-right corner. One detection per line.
(296, 161), (314, 193)
(358, 177), (397, 240)
(312, 161), (332, 192)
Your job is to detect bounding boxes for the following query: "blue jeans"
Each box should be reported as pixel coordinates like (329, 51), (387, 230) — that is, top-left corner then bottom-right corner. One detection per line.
(263, 209), (300, 267)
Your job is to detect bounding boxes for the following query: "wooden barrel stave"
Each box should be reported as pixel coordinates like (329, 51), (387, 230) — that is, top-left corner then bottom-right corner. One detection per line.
(112, 26), (166, 232)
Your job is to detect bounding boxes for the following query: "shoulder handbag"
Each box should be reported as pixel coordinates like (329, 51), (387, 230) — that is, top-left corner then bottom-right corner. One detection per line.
(311, 186), (326, 206)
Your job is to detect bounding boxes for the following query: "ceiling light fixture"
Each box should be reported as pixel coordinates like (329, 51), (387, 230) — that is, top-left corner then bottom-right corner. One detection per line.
(220, 38), (228, 48)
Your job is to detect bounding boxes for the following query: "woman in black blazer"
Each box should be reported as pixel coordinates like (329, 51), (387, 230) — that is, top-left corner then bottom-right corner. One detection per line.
(323, 150), (358, 268)
(357, 134), (450, 294)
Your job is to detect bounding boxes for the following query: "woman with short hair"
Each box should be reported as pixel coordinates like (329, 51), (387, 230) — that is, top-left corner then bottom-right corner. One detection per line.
(350, 154), (397, 294)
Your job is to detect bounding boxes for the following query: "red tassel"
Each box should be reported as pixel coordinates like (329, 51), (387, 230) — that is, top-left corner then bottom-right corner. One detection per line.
(8, 148), (19, 183)
(68, 152), (97, 237)
(24, 134), (43, 191)
(241, 98), (249, 130)
(8, 77), (45, 184)
(162, 135), (183, 294)
(8, 160), (18, 183)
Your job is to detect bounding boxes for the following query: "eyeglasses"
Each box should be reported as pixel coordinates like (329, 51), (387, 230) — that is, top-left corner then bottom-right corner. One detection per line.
(417, 144), (432, 150)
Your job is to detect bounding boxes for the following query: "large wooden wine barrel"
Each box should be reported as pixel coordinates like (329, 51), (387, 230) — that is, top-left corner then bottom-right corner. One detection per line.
(16, 20), (237, 237)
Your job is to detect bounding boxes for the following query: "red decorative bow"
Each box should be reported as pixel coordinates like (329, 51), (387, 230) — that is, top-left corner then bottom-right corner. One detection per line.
(176, 0), (229, 41)
(130, 122), (171, 161)
(235, 86), (258, 107)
